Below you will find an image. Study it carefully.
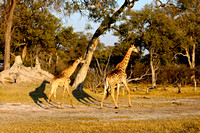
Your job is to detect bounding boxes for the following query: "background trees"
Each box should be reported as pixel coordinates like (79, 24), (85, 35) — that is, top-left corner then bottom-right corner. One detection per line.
(174, 0), (200, 92)
(113, 0), (200, 89)
(71, 0), (140, 91)
(0, 0), (199, 91)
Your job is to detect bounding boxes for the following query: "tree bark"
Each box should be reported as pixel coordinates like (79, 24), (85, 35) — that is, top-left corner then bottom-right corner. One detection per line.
(22, 44), (27, 61)
(72, 0), (137, 91)
(150, 49), (156, 88)
(72, 38), (98, 91)
(4, 0), (17, 70)
(191, 42), (196, 93)
(184, 37), (196, 93)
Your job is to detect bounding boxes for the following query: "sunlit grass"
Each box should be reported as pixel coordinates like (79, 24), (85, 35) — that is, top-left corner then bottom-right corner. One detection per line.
(128, 83), (200, 98)
(0, 81), (102, 106)
(0, 82), (200, 132)
(1, 116), (200, 133)
(0, 82), (199, 105)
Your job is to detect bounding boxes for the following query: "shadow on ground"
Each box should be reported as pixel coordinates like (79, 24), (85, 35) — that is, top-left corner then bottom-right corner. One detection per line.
(72, 90), (99, 106)
(29, 80), (50, 108)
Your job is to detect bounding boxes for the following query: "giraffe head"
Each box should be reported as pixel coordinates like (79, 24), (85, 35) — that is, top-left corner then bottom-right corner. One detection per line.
(73, 56), (85, 66)
(78, 56), (85, 64)
(131, 44), (139, 53)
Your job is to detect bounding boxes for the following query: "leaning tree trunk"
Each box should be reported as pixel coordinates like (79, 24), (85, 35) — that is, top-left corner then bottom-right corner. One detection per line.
(4, 0), (17, 70)
(72, 0), (137, 91)
(72, 38), (98, 91)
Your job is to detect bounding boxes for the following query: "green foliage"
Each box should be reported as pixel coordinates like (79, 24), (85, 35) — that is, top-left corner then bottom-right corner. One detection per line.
(158, 64), (193, 85)
(111, 43), (139, 67)
(0, 1), (90, 75)
(12, 2), (61, 50)
(0, 0), (199, 87)
(112, 1), (200, 86)
(65, 0), (118, 22)
(56, 27), (88, 61)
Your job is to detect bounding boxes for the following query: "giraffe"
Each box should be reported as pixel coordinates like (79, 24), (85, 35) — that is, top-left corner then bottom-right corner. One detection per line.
(46, 56), (84, 109)
(100, 44), (139, 109)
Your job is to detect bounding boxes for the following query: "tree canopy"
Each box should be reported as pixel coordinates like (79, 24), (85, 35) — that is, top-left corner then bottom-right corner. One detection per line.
(0, 0), (199, 90)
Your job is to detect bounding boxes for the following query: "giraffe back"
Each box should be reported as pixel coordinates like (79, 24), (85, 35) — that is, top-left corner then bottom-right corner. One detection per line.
(107, 69), (127, 85)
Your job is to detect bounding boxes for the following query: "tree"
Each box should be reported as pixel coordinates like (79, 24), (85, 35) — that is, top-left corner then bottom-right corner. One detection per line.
(13, 2), (62, 64)
(84, 44), (113, 90)
(71, 0), (139, 91)
(55, 27), (89, 75)
(2, 0), (17, 69)
(114, 4), (176, 88)
(175, 0), (199, 92)
(1, 0), (64, 70)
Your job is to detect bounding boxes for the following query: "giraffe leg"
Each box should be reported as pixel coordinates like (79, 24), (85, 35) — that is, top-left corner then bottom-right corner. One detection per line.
(53, 88), (60, 108)
(116, 84), (120, 105)
(100, 81), (108, 109)
(60, 85), (67, 109)
(123, 81), (132, 107)
(52, 81), (60, 108)
(46, 82), (57, 108)
(66, 85), (74, 108)
(110, 85), (118, 109)
(46, 92), (53, 109)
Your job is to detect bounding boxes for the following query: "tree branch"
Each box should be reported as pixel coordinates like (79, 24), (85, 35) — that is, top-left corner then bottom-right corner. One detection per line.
(127, 68), (151, 83)
(94, 54), (103, 76)
(156, 0), (171, 8)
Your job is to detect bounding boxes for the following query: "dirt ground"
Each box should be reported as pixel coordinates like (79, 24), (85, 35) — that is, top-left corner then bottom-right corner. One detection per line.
(0, 97), (200, 123)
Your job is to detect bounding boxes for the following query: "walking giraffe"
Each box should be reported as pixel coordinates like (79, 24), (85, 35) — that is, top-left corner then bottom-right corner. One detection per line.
(46, 57), (84, 109)
(100, 44), (139, 109)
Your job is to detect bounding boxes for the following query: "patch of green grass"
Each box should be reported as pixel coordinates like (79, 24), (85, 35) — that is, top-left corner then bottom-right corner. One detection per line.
(1, 116), (200, 132)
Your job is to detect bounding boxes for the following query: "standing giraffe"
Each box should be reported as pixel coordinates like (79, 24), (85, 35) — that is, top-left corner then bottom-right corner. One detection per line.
(100, 44), (139, 109)
(46, 57), (84, 109)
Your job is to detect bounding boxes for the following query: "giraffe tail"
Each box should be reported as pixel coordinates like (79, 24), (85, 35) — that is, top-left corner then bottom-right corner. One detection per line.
(106, 88), (110, 99)
(105, 79), (110, 99)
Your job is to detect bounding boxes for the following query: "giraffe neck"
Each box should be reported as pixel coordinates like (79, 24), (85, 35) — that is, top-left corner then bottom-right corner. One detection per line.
(115, 47), (133, 71)
(62, 59), (80, 77)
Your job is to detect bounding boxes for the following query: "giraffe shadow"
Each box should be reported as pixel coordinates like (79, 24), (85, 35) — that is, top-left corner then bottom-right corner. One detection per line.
(29, 80), (50, 108)
(72, 90), (99, 106)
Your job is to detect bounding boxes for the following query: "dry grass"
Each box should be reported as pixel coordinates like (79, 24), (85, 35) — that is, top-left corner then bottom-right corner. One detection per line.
(128, 84), (200, 98)
(0, 82), (199, 104)
(0, 82), (102, 105)
(0, 81), (200, 132)
(1, 117), (200, 133)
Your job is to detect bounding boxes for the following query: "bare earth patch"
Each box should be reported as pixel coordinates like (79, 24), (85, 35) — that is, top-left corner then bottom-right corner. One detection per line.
(0, 97), (200, 123)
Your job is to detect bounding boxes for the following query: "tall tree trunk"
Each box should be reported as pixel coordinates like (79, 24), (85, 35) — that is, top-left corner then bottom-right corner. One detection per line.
(150, 49), (156, 88)
(191, 42), (196, 93)
(72, 0), (137, 91)
(184, 37), (196, 92)
(4, 0), (17, 70)
(22, 44), (27, 61)
(48, 54), (52, 68)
